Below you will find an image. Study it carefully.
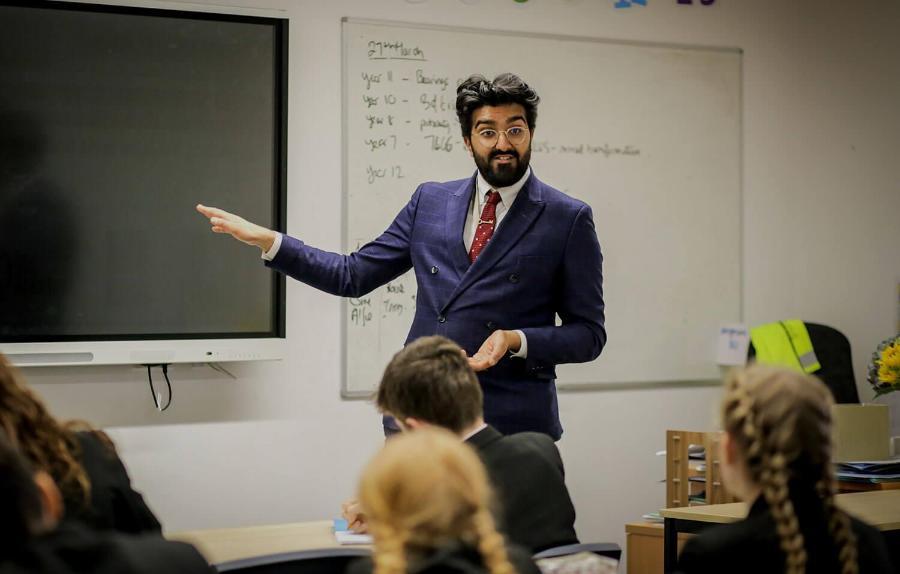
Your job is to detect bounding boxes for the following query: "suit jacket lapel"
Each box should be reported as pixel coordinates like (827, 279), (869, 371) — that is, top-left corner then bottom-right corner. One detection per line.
(441, 173), (545, 312)
(446, 175), (476, 277)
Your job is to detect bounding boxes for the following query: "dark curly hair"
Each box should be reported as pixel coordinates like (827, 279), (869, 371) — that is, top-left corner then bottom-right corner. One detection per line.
(0, 429), (45, 552)
(0, 353), (95, 511)
(455, 73), (540, 139)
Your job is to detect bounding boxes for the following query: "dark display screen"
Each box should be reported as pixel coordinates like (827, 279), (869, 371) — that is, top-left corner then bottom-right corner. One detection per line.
(0, 1), (287, 341)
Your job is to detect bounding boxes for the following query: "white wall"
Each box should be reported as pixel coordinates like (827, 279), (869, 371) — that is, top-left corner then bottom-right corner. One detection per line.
(24, 0), (900, 566)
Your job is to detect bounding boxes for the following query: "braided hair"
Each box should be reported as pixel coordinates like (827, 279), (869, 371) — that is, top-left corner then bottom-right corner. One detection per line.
(722, 365), (858, 574)
(358, 428), (515, 574)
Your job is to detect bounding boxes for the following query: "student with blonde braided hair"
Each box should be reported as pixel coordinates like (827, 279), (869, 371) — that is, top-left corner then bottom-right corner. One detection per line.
(347, 428), (541, 574)
(676, 365), (892, 574)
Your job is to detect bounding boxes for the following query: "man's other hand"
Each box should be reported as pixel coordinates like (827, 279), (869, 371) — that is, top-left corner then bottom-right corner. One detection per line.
(468, 330), (521, 372)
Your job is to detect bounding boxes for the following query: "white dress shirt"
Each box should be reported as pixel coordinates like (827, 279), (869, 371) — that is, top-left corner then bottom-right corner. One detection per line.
(463, 166), (531, 251)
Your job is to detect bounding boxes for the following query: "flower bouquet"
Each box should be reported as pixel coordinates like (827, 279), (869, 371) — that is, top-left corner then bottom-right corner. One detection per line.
(867, 335), (900, 397)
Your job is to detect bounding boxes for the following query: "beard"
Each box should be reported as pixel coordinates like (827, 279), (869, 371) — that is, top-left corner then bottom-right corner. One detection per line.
(473, 146), (531, 188)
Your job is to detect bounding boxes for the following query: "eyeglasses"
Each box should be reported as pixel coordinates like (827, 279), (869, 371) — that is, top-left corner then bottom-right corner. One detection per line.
(474, 126), (529, 146)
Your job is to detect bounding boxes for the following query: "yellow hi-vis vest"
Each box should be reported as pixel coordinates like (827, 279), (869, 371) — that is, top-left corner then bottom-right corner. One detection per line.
(749, 320), (821, 374)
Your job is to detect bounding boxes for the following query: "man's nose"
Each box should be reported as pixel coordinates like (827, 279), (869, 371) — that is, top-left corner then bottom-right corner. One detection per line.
(495, 131), (514, 151)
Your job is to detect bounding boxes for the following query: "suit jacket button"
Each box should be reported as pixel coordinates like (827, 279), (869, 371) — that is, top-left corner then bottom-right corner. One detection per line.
(438, 315), (446, 323)
(508, 273), (519, 283)
(430, 266), (439, 274)
(486, 321), (496, 330)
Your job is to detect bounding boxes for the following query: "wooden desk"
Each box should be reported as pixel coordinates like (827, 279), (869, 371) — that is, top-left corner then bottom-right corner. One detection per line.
(168, 520), (370, 565)
(625, 522), (690, 574)
(838, 479), (900, 492)
(658, 490), (900, 573)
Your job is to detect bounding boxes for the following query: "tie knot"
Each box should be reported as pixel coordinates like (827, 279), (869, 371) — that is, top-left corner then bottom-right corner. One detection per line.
(485, 191), (501, 206)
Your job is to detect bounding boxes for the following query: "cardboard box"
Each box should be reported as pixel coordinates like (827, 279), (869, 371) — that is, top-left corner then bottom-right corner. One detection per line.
(831, 404), (891, 462)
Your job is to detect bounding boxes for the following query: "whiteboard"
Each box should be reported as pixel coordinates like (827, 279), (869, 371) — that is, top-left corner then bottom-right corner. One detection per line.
(341, 18), (742, 396)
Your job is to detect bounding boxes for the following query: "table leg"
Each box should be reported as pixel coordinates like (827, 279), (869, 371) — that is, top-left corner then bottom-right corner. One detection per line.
(663, 517), (678, 574)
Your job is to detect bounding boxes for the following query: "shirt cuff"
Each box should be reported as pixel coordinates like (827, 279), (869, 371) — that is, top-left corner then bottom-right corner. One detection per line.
(509, 329), (528, 359)
(261, 232), (283, 261)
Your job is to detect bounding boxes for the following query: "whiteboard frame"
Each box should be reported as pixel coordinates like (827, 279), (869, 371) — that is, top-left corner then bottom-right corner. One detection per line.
(339, 16), (744, 398)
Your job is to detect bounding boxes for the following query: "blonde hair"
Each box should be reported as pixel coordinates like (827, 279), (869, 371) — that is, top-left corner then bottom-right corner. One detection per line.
(358, 428), (515, 574)
(722, 365), (858, 574)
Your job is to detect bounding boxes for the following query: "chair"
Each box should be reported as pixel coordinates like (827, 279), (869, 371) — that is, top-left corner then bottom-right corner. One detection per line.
(532, 542), (621, 562)
(535, 552), (618, 574)
(215, 548), (370, 574)
(748, 322), (860, 404)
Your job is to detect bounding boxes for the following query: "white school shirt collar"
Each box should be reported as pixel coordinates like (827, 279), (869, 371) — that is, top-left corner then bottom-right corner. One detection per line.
(461, 422), (488, 441)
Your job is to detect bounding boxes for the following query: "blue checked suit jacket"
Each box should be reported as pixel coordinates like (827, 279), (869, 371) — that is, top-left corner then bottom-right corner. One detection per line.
(266, 171), (605, 439)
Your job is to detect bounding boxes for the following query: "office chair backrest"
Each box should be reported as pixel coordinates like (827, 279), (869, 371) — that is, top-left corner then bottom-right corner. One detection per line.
(215, 548), (371, 574)
(532, 542), (621, 562)
(535, 551), (618, 574)
(748, 322), (860, 404)
(804, 323), (859, 404)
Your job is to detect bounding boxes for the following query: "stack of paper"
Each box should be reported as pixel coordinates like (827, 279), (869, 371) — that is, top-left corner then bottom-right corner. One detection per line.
(333, 518), (374, 545)
(835, 459), (900, 482)
(641, 511), (664, 523)
(335, 530), (374, 545)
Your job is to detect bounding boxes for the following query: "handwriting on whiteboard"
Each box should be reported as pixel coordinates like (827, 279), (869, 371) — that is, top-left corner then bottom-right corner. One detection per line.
(348, 279), (416, 329)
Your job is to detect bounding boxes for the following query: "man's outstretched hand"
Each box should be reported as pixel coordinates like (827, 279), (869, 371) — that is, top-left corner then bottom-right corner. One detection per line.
(196, 204), (277, 252)
(468, 330), (521, 372)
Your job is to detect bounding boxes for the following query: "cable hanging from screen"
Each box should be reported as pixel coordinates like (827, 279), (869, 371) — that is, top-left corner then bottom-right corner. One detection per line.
(145, 364), (173, 411)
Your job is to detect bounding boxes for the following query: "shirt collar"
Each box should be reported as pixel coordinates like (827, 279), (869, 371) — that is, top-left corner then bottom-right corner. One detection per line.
(460, 422), (488, 441)
(476, 166), (531, 209)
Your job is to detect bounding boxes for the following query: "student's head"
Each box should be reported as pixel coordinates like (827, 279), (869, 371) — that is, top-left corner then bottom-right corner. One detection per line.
(0, 353), (91, 508)
(357, 428), (513, 574)
(719, 365), (858, 574)
(0, 430), (63, 554)
(376, 336), (483, 434)
(456, 73), (539, 188)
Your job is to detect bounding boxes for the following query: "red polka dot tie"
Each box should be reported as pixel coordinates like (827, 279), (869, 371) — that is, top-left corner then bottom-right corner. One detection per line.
(468, 191), (501, 263)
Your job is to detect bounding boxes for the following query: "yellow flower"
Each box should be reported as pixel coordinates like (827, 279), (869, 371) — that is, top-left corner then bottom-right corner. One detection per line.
(882, 344), (900, 368)
(871, 338), (900, 394)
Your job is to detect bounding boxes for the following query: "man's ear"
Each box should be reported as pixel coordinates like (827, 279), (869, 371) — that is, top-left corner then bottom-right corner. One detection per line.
(33, 471), (63, 531)
(463, 137), (473, 157)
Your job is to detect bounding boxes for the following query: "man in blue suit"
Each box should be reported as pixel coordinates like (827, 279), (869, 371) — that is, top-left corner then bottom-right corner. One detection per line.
(197, 73), (605, 439)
